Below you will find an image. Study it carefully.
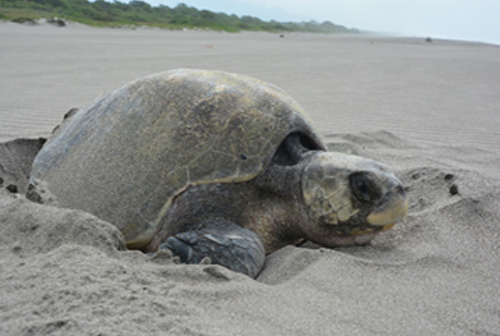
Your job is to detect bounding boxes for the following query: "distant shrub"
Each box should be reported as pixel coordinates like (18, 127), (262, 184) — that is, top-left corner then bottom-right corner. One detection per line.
(11, 16), (37, 24)
(47, 17), (66, 26)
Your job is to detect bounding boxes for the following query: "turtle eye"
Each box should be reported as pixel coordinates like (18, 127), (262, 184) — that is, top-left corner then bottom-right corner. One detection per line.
(349, 172), (381, 203)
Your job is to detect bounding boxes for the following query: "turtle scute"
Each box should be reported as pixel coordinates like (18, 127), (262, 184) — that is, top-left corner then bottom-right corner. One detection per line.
(29, 69), (325, 248)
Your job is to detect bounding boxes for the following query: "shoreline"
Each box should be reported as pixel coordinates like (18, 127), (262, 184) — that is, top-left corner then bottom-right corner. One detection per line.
(2, 19), (499, 46)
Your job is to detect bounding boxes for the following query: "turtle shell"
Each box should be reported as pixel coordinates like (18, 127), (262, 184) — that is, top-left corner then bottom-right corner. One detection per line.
(30, 69), (326, 248)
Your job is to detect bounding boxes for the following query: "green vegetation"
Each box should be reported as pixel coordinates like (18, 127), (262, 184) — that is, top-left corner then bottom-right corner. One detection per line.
(0, 0), (359, 33)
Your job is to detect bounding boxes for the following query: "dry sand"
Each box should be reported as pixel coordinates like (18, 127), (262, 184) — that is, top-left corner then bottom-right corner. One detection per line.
(1, 21), (499, 335)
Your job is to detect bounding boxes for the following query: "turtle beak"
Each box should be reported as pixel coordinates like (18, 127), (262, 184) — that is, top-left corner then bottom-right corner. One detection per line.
(381, 223), (397, 232)
(367, 185), (408, 227)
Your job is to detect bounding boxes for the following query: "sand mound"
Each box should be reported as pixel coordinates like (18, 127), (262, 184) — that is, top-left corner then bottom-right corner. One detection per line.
(0, 138), (46, 193)
(1, 131), (498, 336)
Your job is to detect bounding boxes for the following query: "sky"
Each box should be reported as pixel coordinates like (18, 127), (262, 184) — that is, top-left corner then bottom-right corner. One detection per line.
(141, 0), (500, 45)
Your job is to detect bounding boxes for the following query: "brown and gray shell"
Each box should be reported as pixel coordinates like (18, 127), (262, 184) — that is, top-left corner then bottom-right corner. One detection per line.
(30, 69), (325, 248)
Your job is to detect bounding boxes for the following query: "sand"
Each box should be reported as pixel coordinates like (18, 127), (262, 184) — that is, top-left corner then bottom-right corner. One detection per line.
(1, 21), (499, 335)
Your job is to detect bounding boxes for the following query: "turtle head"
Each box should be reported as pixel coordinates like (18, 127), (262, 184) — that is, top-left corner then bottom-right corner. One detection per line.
(300, 151), (408, 247)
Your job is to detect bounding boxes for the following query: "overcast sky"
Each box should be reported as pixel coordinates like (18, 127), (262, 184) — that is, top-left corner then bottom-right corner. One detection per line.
(141, 0), (500, 44)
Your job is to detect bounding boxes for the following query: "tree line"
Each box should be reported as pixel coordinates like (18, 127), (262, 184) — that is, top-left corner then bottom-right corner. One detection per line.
(0, 0), (359, 33)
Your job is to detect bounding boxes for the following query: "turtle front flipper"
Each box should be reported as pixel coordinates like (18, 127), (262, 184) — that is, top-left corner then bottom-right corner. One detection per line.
(160, 219), (265, 278)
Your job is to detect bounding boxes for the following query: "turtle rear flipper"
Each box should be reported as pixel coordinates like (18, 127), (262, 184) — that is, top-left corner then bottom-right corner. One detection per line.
(160, 219), (265, 278)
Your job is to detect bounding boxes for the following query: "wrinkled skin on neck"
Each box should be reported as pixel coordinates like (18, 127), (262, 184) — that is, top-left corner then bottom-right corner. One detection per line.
(147, 136), (407, 254)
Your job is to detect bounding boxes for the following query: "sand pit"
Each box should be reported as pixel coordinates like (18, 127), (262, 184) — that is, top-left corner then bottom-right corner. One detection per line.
(1, 22), (499, 335)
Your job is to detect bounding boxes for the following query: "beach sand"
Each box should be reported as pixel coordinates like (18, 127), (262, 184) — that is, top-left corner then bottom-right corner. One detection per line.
(1, 21), (499, 335)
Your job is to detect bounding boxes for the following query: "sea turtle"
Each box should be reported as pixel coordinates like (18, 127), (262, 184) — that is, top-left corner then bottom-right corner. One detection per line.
(28, 69), (407, 278)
